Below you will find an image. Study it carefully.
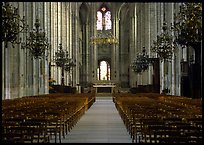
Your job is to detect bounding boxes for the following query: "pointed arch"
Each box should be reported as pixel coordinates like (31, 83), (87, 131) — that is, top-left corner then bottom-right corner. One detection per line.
(79, 2), (89, 25)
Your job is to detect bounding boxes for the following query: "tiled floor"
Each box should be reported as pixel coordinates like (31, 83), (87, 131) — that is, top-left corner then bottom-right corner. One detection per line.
(51, 95), (132, 143)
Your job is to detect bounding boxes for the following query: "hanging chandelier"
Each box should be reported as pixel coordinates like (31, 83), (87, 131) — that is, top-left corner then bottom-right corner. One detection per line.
(64, 61), (76, 72)
(55, 44), (70, 67)
(55, 44), (76, 70)
(54, 44), (76, 86)
(130, 47), (150, 74)
(90, 30), (119, 45)
(172, 3), (202, 47)
(2, 2), (28, 48)
(151, 22), (176, 61)
(22, 19), (49, 59)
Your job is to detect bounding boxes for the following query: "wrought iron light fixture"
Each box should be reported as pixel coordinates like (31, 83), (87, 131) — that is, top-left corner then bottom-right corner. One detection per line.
(151, 22), (176, 61)
(90, 30), (119, 45)
(172, 3), (202, 47)
(172, 3), (202, 99)
(172, 3), (202, 65)
(55, 44), (76, 86)
(64, 61), (76, 72)
(2, 2), (28, 48)
(22, 19), (49, 59)
(55, 44), (69, 67)
(130, 47), (150, 74)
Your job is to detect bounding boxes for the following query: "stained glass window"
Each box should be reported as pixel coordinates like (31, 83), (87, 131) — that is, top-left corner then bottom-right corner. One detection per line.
(97, 11), (102, 30)
(104, 11), (111, 30)
(96, 6), (112, 30)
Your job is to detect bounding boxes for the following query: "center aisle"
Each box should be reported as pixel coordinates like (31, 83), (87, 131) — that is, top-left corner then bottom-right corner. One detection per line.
(58, 96), (132, 143)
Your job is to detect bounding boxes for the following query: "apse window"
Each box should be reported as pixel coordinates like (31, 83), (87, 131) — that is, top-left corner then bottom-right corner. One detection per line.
(97, 60), (110, 80)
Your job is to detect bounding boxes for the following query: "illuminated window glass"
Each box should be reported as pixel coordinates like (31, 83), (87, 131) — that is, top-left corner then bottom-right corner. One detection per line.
(97, 61), (110, 80)
(104, 11), (111, 30)
(96, 11), (102, 30)
(96, 5), (112, 30)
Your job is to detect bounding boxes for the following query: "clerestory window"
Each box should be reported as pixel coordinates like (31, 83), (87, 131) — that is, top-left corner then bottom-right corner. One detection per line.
(96, 4), (112, 30)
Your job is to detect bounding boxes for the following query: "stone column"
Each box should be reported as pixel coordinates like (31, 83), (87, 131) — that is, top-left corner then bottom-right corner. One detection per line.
(166, 3), (175, 95)
(174, 3), (183, 96)
(57, 2), (62, 85)
(129, 15), (134, 87)
(133, 5), (138, 87)
(69, 5), (74, 86)
(85, 23), (89, 86)
(112, 11), (120, 84)
(32, 2), (38, 96)
(1, 38), (6, 100)
(4, 2), (13, 99)
(74, 3), (80, 88)
(56, 2), (60, 84)
(144, 3), (150, 85)
(140, 3), (145, 85)
(38, 2), (45, 94)
(70, 7), (74, 86)
(70, 3), (74, 86)
(2, 41), (5, 99)
(157, 3), (164, 93)
(119, 14), (124, 87)
(129, 5), (137, 87)
(91, 3), (97, 82)
(8, 2), (17, 99)
(50, 2), (55, 83)
(24, 2), (29, 96)
(149, 3), (158, 92)
(115, 13), (120, 84)
(61, 3), (67, 85)
(71, 5), (75, 86)
(4, 39), (11, 99)
(44, 2), (50, 94)
(37, 2), (43, 95)
(19, 2), (26, 97)
(26, 2), (33, 96)
(51, 2), (59, 85)
(66, 2), (71, 85)
(81, 23), (85, 86)
(136, 5), (142, 86)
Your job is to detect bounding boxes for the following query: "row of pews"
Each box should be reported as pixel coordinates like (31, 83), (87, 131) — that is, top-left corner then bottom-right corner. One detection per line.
(113, 93), (202, 143)
(2, 93), (96, 143)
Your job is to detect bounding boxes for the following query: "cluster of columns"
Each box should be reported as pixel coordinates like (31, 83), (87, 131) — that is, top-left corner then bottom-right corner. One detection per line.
(44, 2), (82, 91)
(2, 2), (82, 100)
(2, 2), (188, 99)
(2, 2), (50, 99)
(122, 3), (184, 95)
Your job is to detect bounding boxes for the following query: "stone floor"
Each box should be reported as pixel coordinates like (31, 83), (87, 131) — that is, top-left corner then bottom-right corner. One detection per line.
(51, 95), (132, 143)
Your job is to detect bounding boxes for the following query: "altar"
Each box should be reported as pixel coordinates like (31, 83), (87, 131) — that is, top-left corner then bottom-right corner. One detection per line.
(93, 81), (116, 93)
